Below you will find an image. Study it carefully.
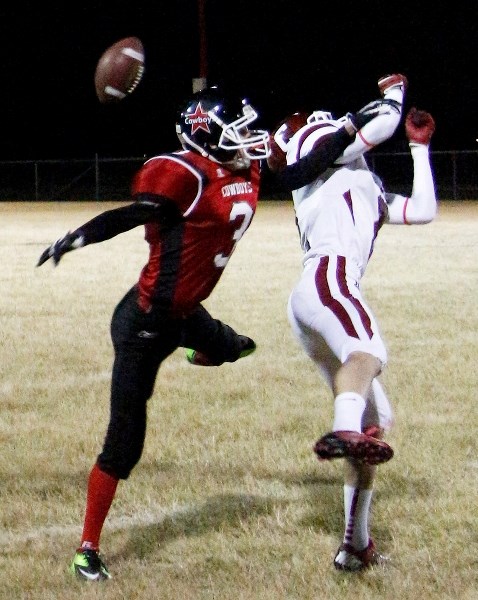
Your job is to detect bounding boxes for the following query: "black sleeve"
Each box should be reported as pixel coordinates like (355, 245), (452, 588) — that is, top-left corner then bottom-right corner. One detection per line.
(274, 128), (351, 192)
(73, 194), (183, 245)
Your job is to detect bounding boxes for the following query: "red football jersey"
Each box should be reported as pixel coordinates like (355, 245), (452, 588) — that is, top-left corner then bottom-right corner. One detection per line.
(132, 150), (261, 316)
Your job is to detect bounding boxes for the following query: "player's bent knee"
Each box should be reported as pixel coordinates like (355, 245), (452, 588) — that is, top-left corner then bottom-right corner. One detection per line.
(348, 351), (382, 377)
(98, 446), (144, 480)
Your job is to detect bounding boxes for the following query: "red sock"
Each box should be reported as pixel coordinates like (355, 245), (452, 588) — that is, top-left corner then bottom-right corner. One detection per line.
(80, 463), (119, 550)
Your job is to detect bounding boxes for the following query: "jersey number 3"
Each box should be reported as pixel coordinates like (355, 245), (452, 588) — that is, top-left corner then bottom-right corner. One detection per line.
(214, 201), (253, 268)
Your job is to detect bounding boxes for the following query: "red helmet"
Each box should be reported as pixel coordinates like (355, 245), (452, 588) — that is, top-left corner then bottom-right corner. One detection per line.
(267, 110), (336, 172)
(267, 112), (309, 173)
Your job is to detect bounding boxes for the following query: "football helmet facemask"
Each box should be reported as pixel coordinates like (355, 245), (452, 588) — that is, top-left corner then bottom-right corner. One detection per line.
(176, 87), (270, 167)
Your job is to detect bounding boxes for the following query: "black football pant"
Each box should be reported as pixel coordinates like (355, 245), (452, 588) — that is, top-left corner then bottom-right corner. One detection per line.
(97, 285), (246, 479)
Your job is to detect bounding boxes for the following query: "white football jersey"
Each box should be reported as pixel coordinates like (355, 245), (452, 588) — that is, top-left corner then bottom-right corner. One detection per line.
(286, 121), (389, 279)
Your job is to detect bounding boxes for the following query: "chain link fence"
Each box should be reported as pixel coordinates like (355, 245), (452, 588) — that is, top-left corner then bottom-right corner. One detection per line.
(0, 150), (477, 202)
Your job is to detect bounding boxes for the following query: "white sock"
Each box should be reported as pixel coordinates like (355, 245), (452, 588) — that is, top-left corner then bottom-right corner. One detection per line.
(343, 484), (373, 550)
(332, 393), (366, 432)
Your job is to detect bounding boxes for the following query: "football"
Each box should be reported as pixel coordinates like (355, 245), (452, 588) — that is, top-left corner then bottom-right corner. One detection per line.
(94, 37), (145, 104)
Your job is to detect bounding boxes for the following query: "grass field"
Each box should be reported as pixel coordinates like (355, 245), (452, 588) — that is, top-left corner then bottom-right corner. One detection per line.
(0, 200), (477, 599)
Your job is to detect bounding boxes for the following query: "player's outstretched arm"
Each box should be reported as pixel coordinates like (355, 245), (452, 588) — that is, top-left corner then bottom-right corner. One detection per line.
(36, 205), (137, 267)
(274, 106), (386, 191)
(36, 197), (181, 267)
(386, 107), (437, 224)
(337, 73), (407, 164)
(269, 74), (407, 190)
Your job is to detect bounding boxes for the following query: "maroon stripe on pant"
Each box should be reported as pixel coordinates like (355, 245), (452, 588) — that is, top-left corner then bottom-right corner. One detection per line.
(315, 256), (373, 340)
(315, 256), (359, 339)
(336, 256), (374, 339)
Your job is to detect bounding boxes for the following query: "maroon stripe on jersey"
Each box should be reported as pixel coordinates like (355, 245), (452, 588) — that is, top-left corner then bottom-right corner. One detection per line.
(315, 256), (359, 339)
(343, 190), (355, 224)
(336, 256), (374, 339)
(369, 195), (388, 259)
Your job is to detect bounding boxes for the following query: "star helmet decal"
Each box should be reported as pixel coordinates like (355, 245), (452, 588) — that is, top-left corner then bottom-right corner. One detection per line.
(186, 102), (211, 135)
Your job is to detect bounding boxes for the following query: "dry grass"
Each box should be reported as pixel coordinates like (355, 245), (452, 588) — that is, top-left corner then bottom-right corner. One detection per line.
(0, 200), (477, 600)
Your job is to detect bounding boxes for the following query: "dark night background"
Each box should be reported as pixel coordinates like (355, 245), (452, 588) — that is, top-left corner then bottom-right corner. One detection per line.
(1, 1), (477, 161)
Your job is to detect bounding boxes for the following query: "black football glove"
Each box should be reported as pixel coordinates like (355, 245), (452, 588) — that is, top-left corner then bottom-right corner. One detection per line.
(36, 231), (85, 267)
(346, 101), (383, 132)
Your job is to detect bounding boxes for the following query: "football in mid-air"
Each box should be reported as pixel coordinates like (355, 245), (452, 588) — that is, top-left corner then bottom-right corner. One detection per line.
(94, 37), (145, 104)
